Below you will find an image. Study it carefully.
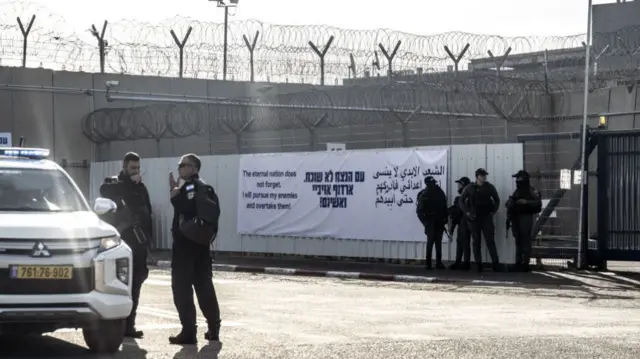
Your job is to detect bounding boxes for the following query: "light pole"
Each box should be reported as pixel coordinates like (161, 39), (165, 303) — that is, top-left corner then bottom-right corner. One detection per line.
(577, 0), (593, 269)
(210, 0), (239, 81)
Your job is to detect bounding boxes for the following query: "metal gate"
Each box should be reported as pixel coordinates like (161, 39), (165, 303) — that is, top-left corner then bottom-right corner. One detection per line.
(595, 129), (640, 265)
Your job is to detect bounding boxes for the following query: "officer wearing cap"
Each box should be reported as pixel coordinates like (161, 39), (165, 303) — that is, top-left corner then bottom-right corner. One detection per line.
(459, 168), (502, 272)
(449, 176), (471, 270)
(505, 170), (542, 272)
(416, 176), (448, 269)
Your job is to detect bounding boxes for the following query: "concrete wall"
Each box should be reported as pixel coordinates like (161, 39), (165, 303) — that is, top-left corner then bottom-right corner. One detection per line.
(1, 66), (639, 243)
(89, 143), (524, 263)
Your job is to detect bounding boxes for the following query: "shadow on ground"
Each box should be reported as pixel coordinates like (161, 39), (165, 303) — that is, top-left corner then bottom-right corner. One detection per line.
(0, 334), (148, 359)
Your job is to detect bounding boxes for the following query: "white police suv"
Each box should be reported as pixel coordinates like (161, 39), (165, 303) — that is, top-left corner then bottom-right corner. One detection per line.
(0, 147), (133, 353)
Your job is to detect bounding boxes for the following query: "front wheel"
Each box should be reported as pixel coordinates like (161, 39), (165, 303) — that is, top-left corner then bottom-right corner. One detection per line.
(83, 319), (126, 354)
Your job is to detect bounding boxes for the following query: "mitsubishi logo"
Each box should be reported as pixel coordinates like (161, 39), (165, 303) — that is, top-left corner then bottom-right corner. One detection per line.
(31, 242), (51, 258)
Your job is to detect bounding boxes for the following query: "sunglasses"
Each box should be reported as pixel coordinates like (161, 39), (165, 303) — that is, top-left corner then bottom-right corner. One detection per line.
(178, 163), (192, 169)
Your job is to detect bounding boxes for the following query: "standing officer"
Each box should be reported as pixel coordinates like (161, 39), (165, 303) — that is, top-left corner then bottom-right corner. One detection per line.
(99, 152), (151, 338)
(416, 176), (448, 270)
(505, 170), (542, 272)
(459, 168), (502, 272)
(169, 153), (222, 345)
(449, 176), (471, 270)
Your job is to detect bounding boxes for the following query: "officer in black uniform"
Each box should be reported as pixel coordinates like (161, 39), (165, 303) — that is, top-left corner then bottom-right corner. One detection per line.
(168, 153), (222, 345)
(505, 170), (542, 272)
(99, 152), (151, 338)
(449, 176), (471, 270)
(459, 168), (502, 272)
(416, 176), (448, 270)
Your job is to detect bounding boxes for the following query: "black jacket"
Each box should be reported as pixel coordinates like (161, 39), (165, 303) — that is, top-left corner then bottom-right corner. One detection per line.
(171, 175), (220, 246)
(459, 181), (500, 219)
(416, 184), (448, 226)
(99, 171), (153, 242)
(506, 185), (542, 217)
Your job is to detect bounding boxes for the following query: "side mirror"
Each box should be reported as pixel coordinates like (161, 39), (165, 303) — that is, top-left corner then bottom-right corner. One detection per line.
(94, 197), (117, 215)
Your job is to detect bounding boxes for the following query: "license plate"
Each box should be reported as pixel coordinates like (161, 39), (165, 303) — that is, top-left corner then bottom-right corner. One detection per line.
(9, 265), (73, 280)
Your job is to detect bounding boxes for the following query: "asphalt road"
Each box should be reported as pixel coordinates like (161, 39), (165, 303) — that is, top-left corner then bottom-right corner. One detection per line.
(2, 270), (640, 359)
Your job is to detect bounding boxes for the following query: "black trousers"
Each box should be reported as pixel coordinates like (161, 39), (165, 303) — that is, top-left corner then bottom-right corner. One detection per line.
(171, 237), (221, 334)
(454, 218), (471, 265)
(468, 214), (500, 265)
(125, 239), (149, 331)
(512, 215), (534, 266)
(425, 221), (445, 266)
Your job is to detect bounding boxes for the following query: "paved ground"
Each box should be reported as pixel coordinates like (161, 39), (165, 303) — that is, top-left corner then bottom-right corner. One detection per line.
(3, 269), (640, 359)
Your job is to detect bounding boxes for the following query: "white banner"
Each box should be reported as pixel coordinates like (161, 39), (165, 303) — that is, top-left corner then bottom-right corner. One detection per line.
(237, 148), (448, 241)
(0, 132), (11, 147)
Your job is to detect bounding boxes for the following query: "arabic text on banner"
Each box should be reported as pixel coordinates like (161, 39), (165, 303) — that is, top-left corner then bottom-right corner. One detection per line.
(237, 149), (448, 242)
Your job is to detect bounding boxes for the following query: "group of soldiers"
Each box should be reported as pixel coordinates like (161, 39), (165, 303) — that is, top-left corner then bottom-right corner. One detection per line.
(416, 168), (542, 272)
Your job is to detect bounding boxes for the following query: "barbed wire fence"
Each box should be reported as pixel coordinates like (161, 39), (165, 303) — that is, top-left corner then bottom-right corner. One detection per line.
(1, 0), (639, 84)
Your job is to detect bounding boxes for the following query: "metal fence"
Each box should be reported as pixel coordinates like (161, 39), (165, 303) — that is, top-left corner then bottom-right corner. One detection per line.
(1, 0), (640, 85)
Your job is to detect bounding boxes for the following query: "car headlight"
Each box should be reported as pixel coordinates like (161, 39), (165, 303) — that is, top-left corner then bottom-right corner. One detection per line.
(98, 235), (121, 253)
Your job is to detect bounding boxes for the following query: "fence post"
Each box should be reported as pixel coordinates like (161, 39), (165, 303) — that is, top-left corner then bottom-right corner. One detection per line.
(242, 31), (260, 82)
(309, 36), (335, 86)
(487, 47), (511, 76)
(444, 43), (470, 75)
(372, 51), (381, 76)
(378, 41), (401, 83)
(348, 54), (356, 79)
(16, 15), (35, 68)
(388, 106), (422, 147)
(222, 117), (255, 154)
(170, 27), (193, 78)
(90, 21), (109, 74)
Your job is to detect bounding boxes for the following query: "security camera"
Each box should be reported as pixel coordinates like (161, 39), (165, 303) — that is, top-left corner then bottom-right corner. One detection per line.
(105, 80), (119, 88)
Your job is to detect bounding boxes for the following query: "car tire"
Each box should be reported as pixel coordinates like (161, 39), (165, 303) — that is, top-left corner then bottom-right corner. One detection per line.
(83, 319), (126, 353)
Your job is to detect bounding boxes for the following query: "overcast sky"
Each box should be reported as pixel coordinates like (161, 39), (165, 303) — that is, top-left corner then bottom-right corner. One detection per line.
(11, 0), (613, 36)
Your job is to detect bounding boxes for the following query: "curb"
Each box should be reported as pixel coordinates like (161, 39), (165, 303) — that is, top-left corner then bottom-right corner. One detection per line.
(152, 260), (518, 286)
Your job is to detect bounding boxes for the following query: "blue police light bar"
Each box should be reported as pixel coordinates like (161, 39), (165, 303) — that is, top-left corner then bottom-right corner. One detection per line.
(0, 147), (51, 159)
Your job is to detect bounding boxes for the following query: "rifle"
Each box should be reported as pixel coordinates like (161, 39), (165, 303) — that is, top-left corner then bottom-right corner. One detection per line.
(505, 196), (514, 238)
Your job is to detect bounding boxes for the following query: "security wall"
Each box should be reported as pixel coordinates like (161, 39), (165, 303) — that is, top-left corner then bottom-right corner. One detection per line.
(90, 143), (523, 264)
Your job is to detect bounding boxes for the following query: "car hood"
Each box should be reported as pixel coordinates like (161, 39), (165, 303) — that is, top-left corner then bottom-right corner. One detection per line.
(0, 212), (117, 239)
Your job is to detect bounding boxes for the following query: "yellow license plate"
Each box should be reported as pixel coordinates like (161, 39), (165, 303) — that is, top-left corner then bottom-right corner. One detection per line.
(10, 265), (73, 280)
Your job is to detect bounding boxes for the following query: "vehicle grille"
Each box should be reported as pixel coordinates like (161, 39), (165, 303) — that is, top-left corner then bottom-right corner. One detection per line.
(0, 267), (94, 295)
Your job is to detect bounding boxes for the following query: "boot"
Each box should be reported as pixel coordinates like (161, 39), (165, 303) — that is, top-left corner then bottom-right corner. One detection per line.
(169, 327), (198, 345)
(449, 262), (461, 270)
(435, 262), (446, 270)
(125, 327), (144, 339)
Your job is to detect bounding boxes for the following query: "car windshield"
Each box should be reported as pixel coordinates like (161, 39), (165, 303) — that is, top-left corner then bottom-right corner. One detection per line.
(0, 168), (87, 212)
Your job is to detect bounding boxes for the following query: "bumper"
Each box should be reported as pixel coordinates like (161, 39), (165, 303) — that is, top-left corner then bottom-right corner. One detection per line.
(0, 290), (132, 324)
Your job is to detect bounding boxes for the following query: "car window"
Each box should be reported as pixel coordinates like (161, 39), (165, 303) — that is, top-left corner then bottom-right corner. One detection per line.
(0, 168), (88, 212)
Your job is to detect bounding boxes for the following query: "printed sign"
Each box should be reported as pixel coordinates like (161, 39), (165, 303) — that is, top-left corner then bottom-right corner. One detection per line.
(0, 132), (11, 147)
(237, 149), (448, 241)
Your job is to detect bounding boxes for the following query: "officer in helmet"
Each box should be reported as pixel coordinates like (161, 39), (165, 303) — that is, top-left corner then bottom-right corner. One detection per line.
(505, 170), (542, 272)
